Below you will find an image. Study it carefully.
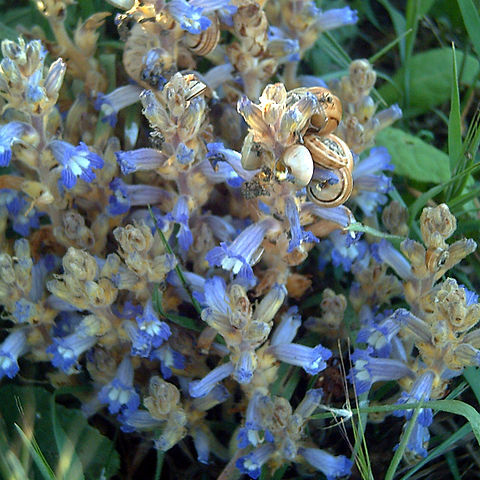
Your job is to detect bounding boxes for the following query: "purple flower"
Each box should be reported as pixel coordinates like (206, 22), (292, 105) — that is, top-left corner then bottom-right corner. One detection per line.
(299, 447), (353, 480)
(98, 357), (140, 414)
(0, 330), (28, 379)
(268, 343), (332, 375)
(49, 140), (104, 189)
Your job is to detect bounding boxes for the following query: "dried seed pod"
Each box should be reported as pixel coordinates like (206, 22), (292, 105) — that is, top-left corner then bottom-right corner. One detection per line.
(308, 87), (342, 134)
(281, 144), (314, 186)
(306, 164), (353, 208)
(304, 133), (353, 171)
(184, 16), (220, 56)
(241, 132), (270, 170)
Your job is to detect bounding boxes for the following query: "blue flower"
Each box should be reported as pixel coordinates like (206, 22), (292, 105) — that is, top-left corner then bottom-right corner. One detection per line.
(108, 178), (130, 216)
(94, 85), (142, 126)
(299, 447), (353, 480)
(400, 421), (430, 458)
(206, 220), (271, 287)
(393, 371), (434, 426)
(168, 0), (211, 34)
(47, 330), (98, 372)
(151, 345), (185, 379)
(98, 357), (140, 415)
(119, 409), (164, 433)
(136, 300), (171, 349)
(233, 350), (255, 384)
(189, 362), (234, 398)
(165, 195), (193, 252)
(352, 147), (394, 216)
(0, 122), (32, 167)
(236, 444), (275, 479)
(12, 299), (37, 323)
(356, 307), (399, 357)
(176, 143), (195, 165)
(5, 193), (43, 236)
(192, 427), (210, 464)
(0, 330), (28, 379)
(49, 140), (104, 189)
(372, 239), (413, 280)
(270, 307), (301, 346)
(316, 7), (358, 31)
(349, 347), (414, 394)
(268, 343), (332, 375)
(115, 148), (167, 175)
(285, 197), (319, 252)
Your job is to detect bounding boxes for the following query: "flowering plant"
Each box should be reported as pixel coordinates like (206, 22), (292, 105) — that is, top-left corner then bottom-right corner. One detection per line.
(0, 1), (479, 479)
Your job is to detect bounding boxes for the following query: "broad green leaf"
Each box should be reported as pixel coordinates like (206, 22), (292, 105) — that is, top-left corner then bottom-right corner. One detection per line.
(0, 386), (120, 480)
(375, 127), (450, 183)
(378, 48), (480, 116)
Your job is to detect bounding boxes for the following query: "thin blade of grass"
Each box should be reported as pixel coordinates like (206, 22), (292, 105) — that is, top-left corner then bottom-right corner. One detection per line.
(369, 29), (412, 64)
(50, 394), (85, 480)
(399, 423), (472, 480)
(448, 44), (463, 173)
(13, 424), (56, 480)
(457, 0), (480, 57)
(148, 205), (203, 316)
(409, 162), (480, 222)
(385, 406), (422, 480)
(463, 367), (480, 404)
(445, 451), (462, 480)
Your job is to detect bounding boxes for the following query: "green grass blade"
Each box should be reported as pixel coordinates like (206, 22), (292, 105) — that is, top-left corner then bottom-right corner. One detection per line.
(445, 451), (461, 480)
(457, 0), (480, 57)
(463, 367), (480, 403)
(50, 394), (85, 480)
(409, 162), (480, 222)
(369, 29), (412, 64)
(13, 424), (56, 480)
(448, 44), (463, 173)
(385, 407), (422, 480)
(399, 423), (472, 480)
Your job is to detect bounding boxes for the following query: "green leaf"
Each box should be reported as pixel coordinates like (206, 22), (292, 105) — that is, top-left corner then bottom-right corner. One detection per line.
(378, 48), (480, 116)
(375, 127), (450, 183)
(457, 0), (480, 58)
(0, 386), (120, 480)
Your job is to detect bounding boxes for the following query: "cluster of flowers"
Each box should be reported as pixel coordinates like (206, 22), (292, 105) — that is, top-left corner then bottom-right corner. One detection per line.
(0, 0), (477, 478)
